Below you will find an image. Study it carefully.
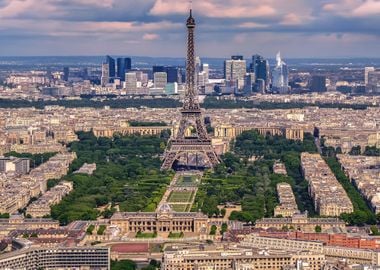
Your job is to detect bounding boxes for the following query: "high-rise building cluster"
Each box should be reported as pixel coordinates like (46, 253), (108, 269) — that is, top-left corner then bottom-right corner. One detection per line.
(101, 55), (131, 87)
(100, 56), (189, 95)
(223, 52), (289, 95)
(364, 66), (380, 94)
(272, 52), (289, 94)
(98, 52), (291, 96)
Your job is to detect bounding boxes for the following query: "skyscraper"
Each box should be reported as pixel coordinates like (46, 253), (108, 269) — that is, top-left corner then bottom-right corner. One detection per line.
(367, 70), (380, 93)
(166, 67), (180, 83)
(271, 52), (289, 94)
(251, 54), (270, 92)
(101, 63), (109, 87)
(63, 67), (69, 82)
(106, 55), (116, 78)
(195, 57), (201, 76)
(154, 72), (167, 88)
(224, 56), (247, 91)
(202, 63), (209, 83)
(101, 55), (115, 86)
(257, 60), (270, 91)
(117, 57), (131, 81)
(365, 67), (375, 85)
(310, 75), (327, 92)
(153, 65), (165, 74)
(250, 54), (263, 73)
(231, 55), (244, 60)
(243, 73), (255, 96)
(125, 72), (137, 91)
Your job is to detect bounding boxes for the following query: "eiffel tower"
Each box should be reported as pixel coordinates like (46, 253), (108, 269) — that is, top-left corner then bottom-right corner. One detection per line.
(161, 9), (219, 170)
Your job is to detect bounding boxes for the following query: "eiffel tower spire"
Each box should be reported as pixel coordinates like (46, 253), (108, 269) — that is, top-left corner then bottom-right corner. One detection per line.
(161, 8), (219, 170)
(183, 8), (199, 112)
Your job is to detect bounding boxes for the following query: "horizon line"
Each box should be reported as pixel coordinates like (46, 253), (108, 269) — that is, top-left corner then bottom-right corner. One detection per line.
(1, 55), (380, 60)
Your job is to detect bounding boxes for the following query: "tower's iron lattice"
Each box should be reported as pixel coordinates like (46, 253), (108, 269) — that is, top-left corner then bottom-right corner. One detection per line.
(161, 10), (219, 170)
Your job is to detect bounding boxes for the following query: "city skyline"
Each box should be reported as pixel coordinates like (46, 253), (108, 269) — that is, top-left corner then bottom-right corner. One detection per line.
(1, 0), (380, 58)
(0, 4), (380, 270)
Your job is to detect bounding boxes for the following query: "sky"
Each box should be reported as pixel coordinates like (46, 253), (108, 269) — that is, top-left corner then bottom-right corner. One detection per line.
(1, 0), (380, 58)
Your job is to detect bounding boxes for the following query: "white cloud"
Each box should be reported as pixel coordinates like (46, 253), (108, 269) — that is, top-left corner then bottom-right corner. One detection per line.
(238, 22), (268, 29)
(352, 0), (380, 16)
(280, 13), (304, 26)
(143, 33), (159, 40)
(150, 0), (277, 18)
(70, 0), (115, 8)
(0, 0), (61, 18)
(322, 0), (380, 17)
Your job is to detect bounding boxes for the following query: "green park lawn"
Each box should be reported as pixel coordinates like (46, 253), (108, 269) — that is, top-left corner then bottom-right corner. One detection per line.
(167, 191), (194, 203)
(169, 204), (190, 212)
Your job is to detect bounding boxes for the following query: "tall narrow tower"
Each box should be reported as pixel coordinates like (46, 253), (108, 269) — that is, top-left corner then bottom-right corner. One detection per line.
(161, 9), (219, 170)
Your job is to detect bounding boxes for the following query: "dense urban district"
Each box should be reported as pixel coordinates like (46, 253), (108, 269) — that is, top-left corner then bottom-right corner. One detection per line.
(0, 103), (378, 269)
(1, 8), (380, 270)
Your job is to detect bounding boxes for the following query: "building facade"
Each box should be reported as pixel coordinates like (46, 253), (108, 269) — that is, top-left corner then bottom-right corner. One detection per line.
(110, 204), (208, 234)
(255, 213), (346, 233)
(272, 52), (289, 94)
(0, 247), (110, 269)
(214, 125), (304, 141)
(162, 247), (325, 270)
(224, 57), (247, 91)
(301, 153), (353, 216)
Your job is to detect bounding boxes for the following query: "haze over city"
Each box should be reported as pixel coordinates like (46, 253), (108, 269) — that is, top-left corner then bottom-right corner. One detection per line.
(1, 0), (380, 57)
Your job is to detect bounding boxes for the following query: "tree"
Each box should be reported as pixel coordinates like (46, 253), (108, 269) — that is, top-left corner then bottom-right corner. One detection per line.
(220, 208), (226, 217)
(220, 223), (228, 235)
(364, 146), (380, 156)
(102, 208), (116, 219)
(322, 146), (336, 157)
(86, 224), (95, 235)
(370, 225), (380, 235)
(111, 260), (136, 270)
(349, 145), (361, 156)
(149, 259), (161, 268)
(159, 142), (166, 151)
(210, 225), (217, 235)
(0, 213), (10, 218)
(315, 225), (322, 233)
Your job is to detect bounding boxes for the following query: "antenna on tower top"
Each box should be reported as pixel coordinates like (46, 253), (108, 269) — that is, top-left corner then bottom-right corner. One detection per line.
(189, 0), (193, 14)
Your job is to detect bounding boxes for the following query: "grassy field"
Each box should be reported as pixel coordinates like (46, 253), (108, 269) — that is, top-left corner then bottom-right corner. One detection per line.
(176, 175), (199, 187)
(136, 231), (157, 238)
(169, 204), (189, 212)
(167, 191), (194, 203)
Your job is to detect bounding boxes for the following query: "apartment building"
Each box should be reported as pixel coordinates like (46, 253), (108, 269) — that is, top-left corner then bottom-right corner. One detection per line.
(162, 246), (325, 270)
(255, 213), (346, 233)
(26, 181), (73, 217)
(337, 154), (380, 213)
(274, 182), (300, 217)
(0, 247), (110, 269)
(0, 156), (30, 174)
(241, 234), (380, 266)
(301, 153), (353, 216)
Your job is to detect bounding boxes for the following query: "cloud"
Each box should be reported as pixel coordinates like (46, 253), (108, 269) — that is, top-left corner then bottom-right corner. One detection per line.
(0, 0), (380, 57)
(280, 13), (304, 26)
(150, 0), (276, 18)
(238, 22), (268, 29)
(322, 0), (380, 17)
(0, 0), (61, 19)
(70, 0), (115, 8)
(352, 0), (380, 16)
(143, 33), (160, 40)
